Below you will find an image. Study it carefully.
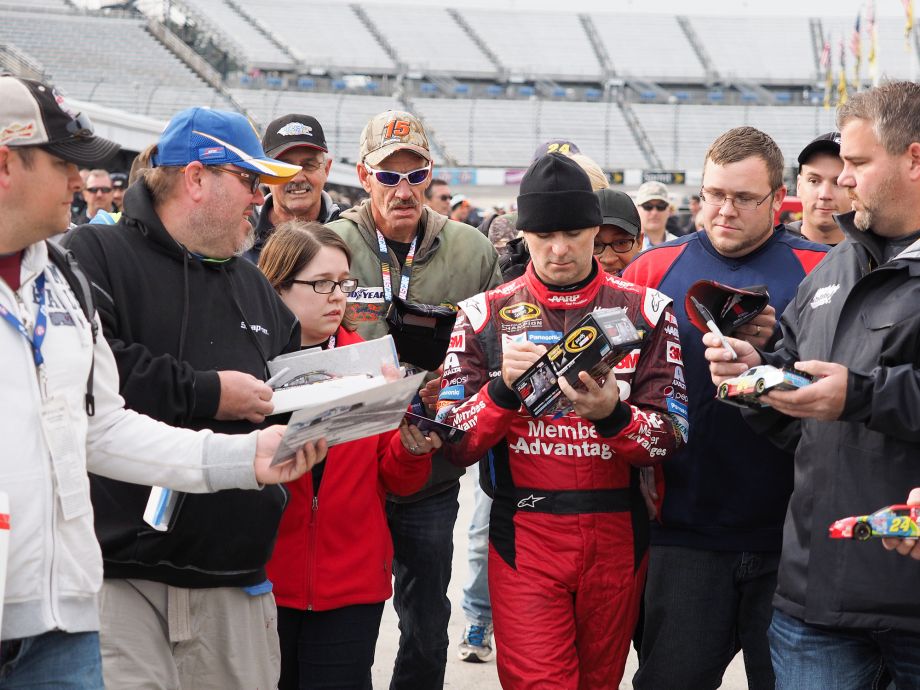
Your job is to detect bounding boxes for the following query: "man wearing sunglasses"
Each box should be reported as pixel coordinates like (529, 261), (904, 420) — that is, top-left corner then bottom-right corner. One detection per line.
(74, 168), (114, 224)
(328, 109), (501, 690)
(62, 107), (312, 689)
(636, 181), (678, 249)
(623, 127), (828, 690)
(424, 178), (452, 216)
(247, 113), (341, 262)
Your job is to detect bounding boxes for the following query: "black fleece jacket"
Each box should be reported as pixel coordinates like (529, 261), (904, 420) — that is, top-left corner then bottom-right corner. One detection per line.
(63, 181), (300, 588)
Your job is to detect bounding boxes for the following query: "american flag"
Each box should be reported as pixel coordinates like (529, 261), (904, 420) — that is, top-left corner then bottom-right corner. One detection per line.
(851, 13), (861, 58)
(820, 39), (831, 69)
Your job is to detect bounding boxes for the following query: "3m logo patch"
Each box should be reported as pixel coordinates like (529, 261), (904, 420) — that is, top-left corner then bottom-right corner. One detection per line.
(499, 302), (541, 323)
(666, 342), (683, 365)
(564, 326), (596, 353)
(447, 332), (465, 352)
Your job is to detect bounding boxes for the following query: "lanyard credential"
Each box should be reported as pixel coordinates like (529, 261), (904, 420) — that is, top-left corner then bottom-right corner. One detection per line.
(375, 229), (417, 303)
(0, 273), (47, 368)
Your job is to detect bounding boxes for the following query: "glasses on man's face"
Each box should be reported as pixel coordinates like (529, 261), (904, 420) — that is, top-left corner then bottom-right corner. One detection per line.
(211, 166), (261, 194)
(297, 159), (325, 172)
(593, 238), (636, 255)
(86, 186), (112, 195)
(641, 202), (669, 212)
(291, 278), (359, 295)
(699, 188), (773, 211)
(364, 163), (430, 187)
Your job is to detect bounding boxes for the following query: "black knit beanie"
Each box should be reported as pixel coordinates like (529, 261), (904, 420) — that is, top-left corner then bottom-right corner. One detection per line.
(516, 153), (602, 232)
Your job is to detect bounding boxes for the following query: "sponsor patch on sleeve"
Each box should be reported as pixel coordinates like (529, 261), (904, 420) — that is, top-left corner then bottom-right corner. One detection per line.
(666, 397), (689, 443)
(666, 341), (683, 365)
(458, 293), (488, 332)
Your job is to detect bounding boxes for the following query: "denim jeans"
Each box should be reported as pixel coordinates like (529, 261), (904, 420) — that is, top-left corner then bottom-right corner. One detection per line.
(0, 631), (103, 689)
(461, 463), (493, 627)
(385, 482), (460, 690)
(633, 545), (779, 690)
(770, 609), (920, 690)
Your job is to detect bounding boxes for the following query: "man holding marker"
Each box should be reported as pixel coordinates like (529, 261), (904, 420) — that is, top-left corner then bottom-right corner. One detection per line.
(624, 127), (827, 689)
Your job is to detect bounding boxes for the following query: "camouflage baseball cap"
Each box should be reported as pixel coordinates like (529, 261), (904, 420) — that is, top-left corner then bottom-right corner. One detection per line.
(359, 110), (430, 166)
(488, 212), (519, 247)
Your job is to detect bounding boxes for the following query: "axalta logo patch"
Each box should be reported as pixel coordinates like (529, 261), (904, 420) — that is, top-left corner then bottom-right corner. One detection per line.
(499, 302), (541, 323)
(810, 284), (840, 309)
(564, 326), (596, 353)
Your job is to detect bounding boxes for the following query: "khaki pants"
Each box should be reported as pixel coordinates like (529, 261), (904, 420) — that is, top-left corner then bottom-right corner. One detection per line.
(99, 579), (280, 690)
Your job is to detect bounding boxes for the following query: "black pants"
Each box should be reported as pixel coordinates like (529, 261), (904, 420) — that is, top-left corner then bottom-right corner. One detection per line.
(277, 602), (385, 690)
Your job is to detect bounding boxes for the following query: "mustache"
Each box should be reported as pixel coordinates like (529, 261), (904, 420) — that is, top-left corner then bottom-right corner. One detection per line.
(388, 199), (419, 211)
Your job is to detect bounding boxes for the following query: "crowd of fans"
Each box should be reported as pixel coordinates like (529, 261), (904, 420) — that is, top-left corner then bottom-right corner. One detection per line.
(2, 70), (920, 690)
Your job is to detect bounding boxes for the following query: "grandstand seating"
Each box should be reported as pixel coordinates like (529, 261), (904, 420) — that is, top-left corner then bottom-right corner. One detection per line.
(361, 4), (496, 77)
(240, 1), (395, 73)
(458, 9), (602, 81)
(687, 16), (817, 83)
(230, 89), (400, 161)
(635, 103), (837, 171)
(0, 7), (231, 119)
(591, 13), (706, 82)
(180, 0), (295, 69)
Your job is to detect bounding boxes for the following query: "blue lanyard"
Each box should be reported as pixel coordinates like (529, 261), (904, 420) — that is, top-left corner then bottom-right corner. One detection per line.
(0, 273), (47, 368)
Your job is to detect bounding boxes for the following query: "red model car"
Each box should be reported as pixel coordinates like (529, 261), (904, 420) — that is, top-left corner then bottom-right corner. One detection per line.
(828, 504), (920, 541)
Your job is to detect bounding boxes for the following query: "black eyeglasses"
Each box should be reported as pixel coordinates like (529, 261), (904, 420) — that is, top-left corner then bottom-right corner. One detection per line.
(86, 186), (112, 194)
(210, 166), (261, 193)
(291, 278), (359, 295)
(641, 202), (669, 212)
(364, 163), (430, 187)
(699, 187), (774, 211)
(65, 112), (95, 138)
(593, 238), (636, 255)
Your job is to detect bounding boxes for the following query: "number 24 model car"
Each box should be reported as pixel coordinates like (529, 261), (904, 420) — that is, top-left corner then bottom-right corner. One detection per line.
(716, 365), (813, 408)
(829, 505), (920, 541)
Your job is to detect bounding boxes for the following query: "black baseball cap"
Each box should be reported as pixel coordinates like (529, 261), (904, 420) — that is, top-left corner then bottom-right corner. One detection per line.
(110, 172), (128, 189)
(0, 75), (120, 166)
(797, 132), (841, 168)
(261, 114), (328, 158)
(596, 188), (640, 236)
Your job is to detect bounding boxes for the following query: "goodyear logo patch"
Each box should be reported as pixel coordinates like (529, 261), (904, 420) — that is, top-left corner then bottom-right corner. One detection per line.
(499, 302), (541, 323)
(564, 326), (597, 353)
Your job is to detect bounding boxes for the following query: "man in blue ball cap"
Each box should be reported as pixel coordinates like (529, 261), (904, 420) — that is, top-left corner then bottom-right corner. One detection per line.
(62, 107), (305, 688)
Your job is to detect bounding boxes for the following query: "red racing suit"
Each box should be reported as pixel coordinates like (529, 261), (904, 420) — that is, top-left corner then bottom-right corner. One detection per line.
(439, 262), (686, 690)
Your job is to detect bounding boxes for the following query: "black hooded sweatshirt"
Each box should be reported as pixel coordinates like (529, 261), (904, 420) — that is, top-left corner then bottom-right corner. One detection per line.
(62, 180), (300, 588)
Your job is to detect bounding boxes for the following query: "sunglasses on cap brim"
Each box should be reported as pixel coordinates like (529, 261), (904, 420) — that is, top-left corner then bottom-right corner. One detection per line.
(364, 163), (430, 187)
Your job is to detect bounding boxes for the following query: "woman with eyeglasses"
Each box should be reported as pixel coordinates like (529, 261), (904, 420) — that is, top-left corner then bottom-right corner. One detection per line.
(258, 220), (439, 690)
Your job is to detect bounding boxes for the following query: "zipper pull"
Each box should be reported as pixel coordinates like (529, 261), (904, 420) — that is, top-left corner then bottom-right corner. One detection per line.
(312, 496), (318, 511)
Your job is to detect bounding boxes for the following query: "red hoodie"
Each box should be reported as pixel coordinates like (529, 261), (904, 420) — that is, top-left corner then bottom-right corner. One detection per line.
(266, 327), (432, 611)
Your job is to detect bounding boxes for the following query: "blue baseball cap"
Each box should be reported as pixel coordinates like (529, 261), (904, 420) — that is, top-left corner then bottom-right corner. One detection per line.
(151, 107), (301, 184)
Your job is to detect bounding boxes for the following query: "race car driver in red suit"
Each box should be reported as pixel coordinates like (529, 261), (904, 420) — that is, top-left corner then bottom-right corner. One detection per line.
(438, 153), (687, 689)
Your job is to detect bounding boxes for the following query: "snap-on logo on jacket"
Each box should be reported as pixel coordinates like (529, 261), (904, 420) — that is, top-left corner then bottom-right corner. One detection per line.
(499, 302), (541, 323)
(809, 284), (840, 309)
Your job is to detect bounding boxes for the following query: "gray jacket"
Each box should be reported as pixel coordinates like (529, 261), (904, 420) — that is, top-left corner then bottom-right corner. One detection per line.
(750, 211), (920, 632)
